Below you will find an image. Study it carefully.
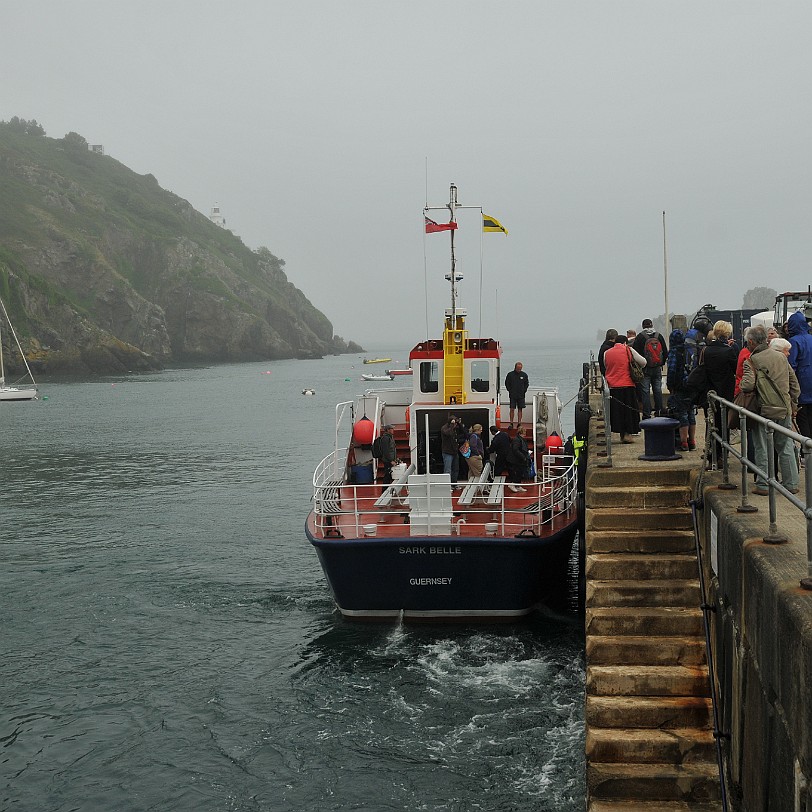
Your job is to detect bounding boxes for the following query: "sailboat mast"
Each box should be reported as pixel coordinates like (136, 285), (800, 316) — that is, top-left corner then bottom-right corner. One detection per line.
(0, 294), (36, 387)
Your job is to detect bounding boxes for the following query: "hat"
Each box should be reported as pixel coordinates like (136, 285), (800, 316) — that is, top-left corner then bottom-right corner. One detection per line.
(642, 318), (653, 328)
(384, 424), (394, 430)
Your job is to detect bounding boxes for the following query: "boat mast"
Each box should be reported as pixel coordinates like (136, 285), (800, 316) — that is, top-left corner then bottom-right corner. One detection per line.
(424, 183), (482, 405)
(0, 295), (36, 387)
(448, 183), (459, 320)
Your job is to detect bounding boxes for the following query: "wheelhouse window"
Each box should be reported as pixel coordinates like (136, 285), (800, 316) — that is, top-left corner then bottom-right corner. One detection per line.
(470, 359), (490, 392)
(419, 361), (439, 393)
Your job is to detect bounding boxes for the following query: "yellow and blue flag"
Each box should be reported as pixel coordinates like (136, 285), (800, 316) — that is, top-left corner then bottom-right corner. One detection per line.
(482, 214), (508, 235)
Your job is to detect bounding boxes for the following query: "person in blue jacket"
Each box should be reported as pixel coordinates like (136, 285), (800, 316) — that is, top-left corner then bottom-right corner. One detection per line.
(787, 310), (812, 440)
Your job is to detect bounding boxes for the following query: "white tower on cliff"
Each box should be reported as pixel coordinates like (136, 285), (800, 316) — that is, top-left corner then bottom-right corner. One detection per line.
(209, 203), (226, 227)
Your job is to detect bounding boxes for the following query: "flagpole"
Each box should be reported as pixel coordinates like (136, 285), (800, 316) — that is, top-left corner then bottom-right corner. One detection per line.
(662, 211), (670, 332)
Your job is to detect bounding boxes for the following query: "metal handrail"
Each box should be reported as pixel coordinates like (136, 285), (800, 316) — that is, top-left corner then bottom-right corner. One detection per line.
(311, 453), (578, 537)
(689, 494), (730, 811)
(595, 380), (613, 467)
(707, 390), (812, 590)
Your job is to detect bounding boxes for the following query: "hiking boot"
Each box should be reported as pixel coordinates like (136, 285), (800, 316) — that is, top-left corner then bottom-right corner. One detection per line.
(752, 486), (769, 496)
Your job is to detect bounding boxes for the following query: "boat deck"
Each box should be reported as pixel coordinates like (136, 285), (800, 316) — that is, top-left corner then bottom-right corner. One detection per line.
(307, 478), (576, 541)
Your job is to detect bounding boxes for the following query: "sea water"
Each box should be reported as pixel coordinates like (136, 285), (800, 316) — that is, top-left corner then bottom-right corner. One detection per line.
(0, 341), (591, 811)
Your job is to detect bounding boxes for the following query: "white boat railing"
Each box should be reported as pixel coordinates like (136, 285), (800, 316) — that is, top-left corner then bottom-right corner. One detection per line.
(310, 451), (578, 539)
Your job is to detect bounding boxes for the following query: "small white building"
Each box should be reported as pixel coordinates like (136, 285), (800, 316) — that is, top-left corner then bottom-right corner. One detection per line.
(209, 203), (226, 227)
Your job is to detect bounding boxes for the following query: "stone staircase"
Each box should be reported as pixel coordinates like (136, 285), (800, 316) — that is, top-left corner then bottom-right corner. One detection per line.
(585, 462), (723, 811)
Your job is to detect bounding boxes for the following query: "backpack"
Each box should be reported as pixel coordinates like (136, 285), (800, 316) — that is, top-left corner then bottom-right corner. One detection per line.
(371, 436), (385, 458)
(666, 346), (687, 392)
(644, 335), (665, 366)
(684, 328), (703, 376)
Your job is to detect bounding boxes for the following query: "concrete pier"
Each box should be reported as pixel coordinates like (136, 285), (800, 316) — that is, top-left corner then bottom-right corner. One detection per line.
(584, 405), (812, 811)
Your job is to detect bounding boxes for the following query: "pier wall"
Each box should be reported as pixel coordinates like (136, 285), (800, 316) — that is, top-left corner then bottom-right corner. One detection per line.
(701, 482), (812, 811)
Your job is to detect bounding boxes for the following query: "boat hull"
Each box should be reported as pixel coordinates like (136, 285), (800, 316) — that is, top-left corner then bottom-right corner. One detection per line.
(0, 387), (37, 401)
(305, 519), (577, 621)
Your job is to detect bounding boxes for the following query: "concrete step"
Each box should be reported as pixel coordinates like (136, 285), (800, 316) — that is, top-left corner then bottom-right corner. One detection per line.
(589, 800), (722, 811)
(587, 665), (711, 697)
(588, 762), (722, 803)
(587, 580), (702, 608)
(587, 636), (708, 666)
(586, 607), (704, 637)
(587, 508), (693, 532)
(587, 554), (699, 581)
(586, 727), (717, 764)
(587, 466), (694, 489)
(586, 695), (713, 729)
(588, 486), (691, 509)
(589, 530), (696, 555)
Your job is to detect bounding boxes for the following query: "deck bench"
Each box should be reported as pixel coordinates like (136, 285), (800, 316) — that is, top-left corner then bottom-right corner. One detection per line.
(457, 462), (493, 505)
(486, 475), (507, 505)
(373, 463), (416, 508)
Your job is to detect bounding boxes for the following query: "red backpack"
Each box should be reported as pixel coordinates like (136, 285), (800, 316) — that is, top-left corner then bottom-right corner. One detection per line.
(644, 335), (664, 366)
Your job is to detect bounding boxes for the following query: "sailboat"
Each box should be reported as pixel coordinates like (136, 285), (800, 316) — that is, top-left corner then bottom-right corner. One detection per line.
(0, 295), (38, 401)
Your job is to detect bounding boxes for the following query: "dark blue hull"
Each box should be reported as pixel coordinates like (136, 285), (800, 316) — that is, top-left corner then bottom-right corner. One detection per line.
(305, 520), (578, 621)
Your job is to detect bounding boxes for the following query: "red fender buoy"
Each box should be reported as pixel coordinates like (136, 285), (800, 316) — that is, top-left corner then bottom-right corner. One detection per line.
(353, 416), (375, 446)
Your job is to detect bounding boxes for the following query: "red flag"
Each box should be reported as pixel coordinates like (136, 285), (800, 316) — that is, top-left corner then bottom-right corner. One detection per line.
(425, 216), (458, 233)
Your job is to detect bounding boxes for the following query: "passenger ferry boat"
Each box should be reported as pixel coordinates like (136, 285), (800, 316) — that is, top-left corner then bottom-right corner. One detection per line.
(305, 185), (578, 621)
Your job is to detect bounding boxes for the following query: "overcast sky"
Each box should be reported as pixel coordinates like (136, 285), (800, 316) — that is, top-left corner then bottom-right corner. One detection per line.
(3, 2), (811, 347)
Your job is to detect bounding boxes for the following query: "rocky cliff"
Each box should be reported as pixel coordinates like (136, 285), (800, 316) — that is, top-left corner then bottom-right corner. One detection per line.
(0, 121), (362, 375)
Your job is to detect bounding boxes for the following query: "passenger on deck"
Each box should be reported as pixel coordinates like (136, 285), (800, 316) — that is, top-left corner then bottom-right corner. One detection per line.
(467, 424), (485, 481)
(507, 427), (529, 493)
(505, 362), (529, 429)
(373, 425), (398, 484)
(441, 415), (462, 487)
(487, 425), (511, 478)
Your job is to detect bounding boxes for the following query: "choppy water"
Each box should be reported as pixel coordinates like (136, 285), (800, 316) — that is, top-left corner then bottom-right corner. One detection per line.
(1, 343), (589, 811)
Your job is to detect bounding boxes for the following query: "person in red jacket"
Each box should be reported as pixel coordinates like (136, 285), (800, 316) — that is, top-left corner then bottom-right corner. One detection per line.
(603, 336), (646, 443)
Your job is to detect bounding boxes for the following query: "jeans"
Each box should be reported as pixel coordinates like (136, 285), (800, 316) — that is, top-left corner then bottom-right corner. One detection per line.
(641, 369), (663, 419)
(442, 452), (459, 484)
(751, 414), (798, 489)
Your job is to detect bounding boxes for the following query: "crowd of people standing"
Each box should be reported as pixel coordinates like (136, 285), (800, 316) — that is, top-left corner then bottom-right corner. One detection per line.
(435, 362), (536, 494)
(599, 311), (812, 493)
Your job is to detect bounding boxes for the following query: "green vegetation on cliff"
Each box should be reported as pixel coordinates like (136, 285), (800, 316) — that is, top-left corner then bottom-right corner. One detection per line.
(0, 118), (362, 374)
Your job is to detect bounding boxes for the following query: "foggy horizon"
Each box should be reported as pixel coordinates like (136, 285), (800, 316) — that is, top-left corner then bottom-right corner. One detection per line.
(4, 2), (811, 349)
